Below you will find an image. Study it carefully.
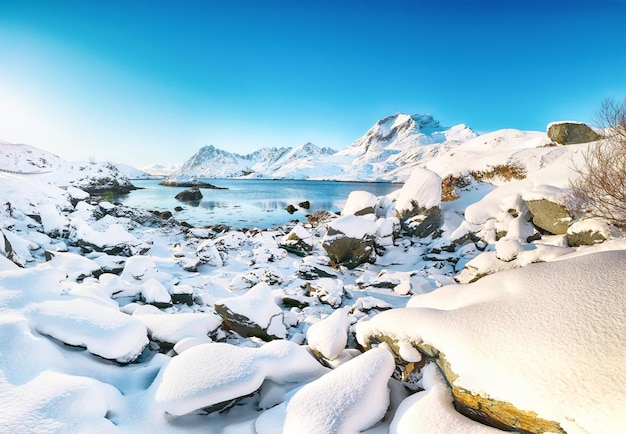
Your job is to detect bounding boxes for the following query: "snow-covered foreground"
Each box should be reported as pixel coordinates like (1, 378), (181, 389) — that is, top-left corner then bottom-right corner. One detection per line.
(1, 123), (625, 433)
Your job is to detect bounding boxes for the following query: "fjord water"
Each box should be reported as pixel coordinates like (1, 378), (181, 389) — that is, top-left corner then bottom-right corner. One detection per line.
(119, 179), (401, 229)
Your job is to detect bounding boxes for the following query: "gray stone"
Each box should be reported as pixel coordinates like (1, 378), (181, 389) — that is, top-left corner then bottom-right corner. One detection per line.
(547, 122), (603, 145)
(398, 205), (441, 238)
(322, 231), (375, 269)
(175, 188), (203, 202)
(525, 199), (572, 235)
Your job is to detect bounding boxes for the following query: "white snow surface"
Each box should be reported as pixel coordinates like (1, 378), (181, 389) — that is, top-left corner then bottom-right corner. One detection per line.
(155, 340), (327, 416)
(394, 167), (442, 212)
(357, 251), (626, 434)
(1, 118), (625, 433)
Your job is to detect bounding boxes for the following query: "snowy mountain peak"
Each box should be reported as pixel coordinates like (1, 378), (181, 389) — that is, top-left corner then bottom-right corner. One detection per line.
(368, 113), (442, 143)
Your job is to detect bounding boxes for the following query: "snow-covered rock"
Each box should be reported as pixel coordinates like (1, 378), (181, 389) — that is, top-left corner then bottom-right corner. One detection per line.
(258, 346), (395, 434)
(322, 214), (377, 269)
(214, 282), (287, 340)
(27, 298), (149, 363)
(357, 251), (626, 433)
(155, 340), (327, 416)
(306, 306), (350, 361)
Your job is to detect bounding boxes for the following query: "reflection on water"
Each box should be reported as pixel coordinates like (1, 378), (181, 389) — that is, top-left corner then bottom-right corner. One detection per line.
(119, 179), (401, 229)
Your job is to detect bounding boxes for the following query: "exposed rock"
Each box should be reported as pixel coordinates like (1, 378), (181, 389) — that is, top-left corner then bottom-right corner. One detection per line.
(175, 188), (203, 202)
(285, 204), (297, 214)
(322, 215), (377, 269)
(307, 210), (334, 226)
(395, 168), (442, 238)
(306, 278), (344, 308)
(297, 256), (339, 280)
(547, 121), (603, 145)
(566, 218), (616, 247)
(214, 283), (286, 341)
(279, 224), (314, 256)
(525, 199), (571, 235)
(298, 200), (311, 209)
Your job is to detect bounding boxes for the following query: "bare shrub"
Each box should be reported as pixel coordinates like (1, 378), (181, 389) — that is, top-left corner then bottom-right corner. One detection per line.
(571, 98), (626, 227)
(470, 161), (527, 182)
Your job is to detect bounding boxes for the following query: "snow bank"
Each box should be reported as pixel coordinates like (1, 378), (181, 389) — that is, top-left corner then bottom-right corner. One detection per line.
(341, 190), (377, 216)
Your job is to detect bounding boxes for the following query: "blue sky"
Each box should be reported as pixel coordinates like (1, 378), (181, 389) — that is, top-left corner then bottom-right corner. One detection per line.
(1, 0), (625, 167)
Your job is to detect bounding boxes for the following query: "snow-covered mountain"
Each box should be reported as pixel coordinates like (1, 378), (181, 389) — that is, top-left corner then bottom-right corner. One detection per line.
(170, 113), (477, 182)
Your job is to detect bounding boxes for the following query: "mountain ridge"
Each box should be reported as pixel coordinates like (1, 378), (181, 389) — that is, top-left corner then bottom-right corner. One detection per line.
(169, 113), (477, 182)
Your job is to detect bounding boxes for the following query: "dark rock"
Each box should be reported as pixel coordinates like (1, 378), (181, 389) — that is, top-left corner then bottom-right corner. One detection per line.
(285, 204), (298, 214)
(298, 200), (311, 209)
(547, 122), (603, 145)
(398, 205), (441, 238)
(174, 206), (183, 212)
(159, 211), (173, 220)
(175, 188), (203, 202)
(322, 218), (376, 269)
(214, 304), (281, 341)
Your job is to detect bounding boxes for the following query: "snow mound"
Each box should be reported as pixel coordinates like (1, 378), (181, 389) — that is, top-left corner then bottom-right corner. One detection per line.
(27, 298), (149, 363)
(394, 167), (442, 212)
(155, 340), (327, 416)
(269, 346), (395, 433)
(306, 306), (350, 360)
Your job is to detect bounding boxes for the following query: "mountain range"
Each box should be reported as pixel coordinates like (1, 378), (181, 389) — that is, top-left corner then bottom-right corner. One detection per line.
(169, 113), (478, 182)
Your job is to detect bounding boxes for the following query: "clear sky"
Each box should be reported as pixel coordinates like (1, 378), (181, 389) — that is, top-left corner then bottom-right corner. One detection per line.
(1, 0), (625, 168)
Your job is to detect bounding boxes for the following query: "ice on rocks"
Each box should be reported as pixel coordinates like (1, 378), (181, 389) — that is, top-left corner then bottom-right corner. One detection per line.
(155, 340), (327, 416)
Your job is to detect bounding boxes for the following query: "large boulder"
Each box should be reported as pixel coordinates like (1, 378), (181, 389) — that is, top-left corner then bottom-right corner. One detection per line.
(175, 188), (203, 202)
(394, 168), (442, 237)
(522, 185), (572, 235)
(322, 215), (377, 269)
(547, 122), (602, 145)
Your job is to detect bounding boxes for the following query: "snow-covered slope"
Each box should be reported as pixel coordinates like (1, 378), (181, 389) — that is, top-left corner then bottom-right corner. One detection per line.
(0, 139), (137, 194)
(170, 113), (477, 182)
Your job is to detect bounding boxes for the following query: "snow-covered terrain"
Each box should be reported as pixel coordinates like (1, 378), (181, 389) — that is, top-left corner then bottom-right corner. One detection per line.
(1, 118), (625, 433)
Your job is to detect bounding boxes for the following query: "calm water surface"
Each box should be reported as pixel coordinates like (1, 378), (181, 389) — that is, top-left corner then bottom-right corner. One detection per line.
(119, 179), (402, 229)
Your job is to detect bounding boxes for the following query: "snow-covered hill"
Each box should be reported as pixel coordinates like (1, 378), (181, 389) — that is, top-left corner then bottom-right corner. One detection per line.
(170, 113), (477, 182)
(0, 140), (137, 194)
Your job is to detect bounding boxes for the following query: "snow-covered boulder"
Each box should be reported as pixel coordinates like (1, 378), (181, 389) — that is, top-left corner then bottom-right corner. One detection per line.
(547, 121), (602, 145)
(27, 298), (149, 363)
(394, 168), (442, 237)
(357, 251), (626, 433)
(306, 307), (350, 361)
(279, 224), (314, 256)
(256, 346), (395, 434)
(214, 282), (287, 341)
(566, 218), (617, 246)
(341, 190), (378, 216)
(70, 218), (150, 256)
(133, 310), (221, 347)
(306, 277), (345, 308)
(155, 340), (327, 416)
(322, 214), (377, 269)
(522, 185), (573, 235)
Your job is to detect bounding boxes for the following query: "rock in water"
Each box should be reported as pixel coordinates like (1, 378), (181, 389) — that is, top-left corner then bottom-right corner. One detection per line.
(175, 188), (203, 202)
